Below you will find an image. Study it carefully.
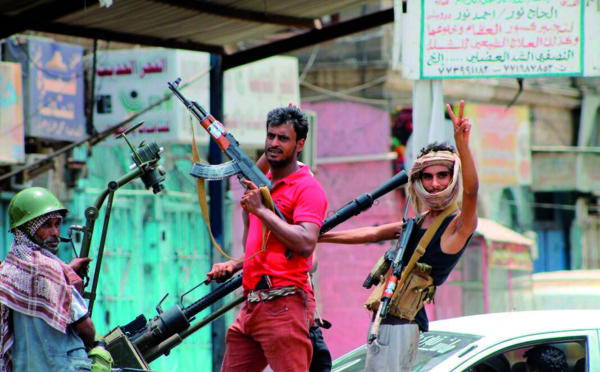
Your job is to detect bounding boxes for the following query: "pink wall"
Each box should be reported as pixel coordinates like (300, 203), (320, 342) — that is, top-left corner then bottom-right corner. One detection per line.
(303, 102), (402, 358)
(315, 161), (402, 359)
(303, 102), (390, 159)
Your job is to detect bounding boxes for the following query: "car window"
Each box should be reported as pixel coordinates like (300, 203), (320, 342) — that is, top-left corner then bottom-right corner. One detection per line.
(332, 331), (482, 372)
(413, 332), (482, 371)
(466, 340), (586, 372)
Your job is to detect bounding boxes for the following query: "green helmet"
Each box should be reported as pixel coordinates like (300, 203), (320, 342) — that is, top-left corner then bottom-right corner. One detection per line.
(8, 187), (68, 231)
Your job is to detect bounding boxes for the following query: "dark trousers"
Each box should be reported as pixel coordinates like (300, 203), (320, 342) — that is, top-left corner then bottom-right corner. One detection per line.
(309, 326), (332, 372)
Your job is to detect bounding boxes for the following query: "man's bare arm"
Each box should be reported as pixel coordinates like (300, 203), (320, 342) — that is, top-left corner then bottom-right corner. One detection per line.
(319, 221), (402, 244)
(444, 101), (479, 253)
(254, 209), (320, 258)
(256, 153), (269, 174)
(74, 317), (96, 351)
(206, 257), (244, 283)
(241, 179), (321, 257)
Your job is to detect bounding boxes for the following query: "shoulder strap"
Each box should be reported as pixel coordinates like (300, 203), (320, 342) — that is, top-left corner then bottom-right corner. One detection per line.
(415, 202), (458, 257)
(190, 118), (276, 263)
(396, 202), (459, 290)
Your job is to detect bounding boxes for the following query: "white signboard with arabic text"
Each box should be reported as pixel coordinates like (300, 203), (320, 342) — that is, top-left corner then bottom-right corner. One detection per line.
(417, 0), (583, 79)
(224, 56), (300, 147)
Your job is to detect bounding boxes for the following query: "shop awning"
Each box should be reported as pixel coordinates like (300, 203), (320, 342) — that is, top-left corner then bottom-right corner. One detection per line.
(475, 218), (534, 246)
(475, 218), (534, 271)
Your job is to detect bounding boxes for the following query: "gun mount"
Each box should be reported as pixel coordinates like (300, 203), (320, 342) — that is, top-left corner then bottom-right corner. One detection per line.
(74, 122), (167, 314)
(105, 275), (243, 369)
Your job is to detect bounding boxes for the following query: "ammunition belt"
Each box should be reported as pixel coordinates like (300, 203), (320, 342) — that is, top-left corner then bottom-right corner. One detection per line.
(247, 286), (297, 303)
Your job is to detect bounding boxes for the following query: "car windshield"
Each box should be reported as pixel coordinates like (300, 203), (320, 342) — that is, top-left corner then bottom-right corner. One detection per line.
(332, 331), (482, 372)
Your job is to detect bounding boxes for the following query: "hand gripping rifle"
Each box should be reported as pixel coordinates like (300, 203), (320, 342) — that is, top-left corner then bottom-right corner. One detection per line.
(167, 78), (293, 259)
(104, 171), (408, 369)
(368, 196), (415, 343)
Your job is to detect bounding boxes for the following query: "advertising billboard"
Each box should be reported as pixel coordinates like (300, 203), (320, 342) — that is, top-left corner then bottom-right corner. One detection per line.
(464, 103), (531, 186)
(6, 37), (85, 141)
(419, 0), (583, 79)
(93, 48), (210, 144)
(0, 62), (25, 164)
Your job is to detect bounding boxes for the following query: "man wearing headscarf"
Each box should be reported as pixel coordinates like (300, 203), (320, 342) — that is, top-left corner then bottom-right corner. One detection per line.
(0, 187), (96, 372)
(320, 100), (479, 372)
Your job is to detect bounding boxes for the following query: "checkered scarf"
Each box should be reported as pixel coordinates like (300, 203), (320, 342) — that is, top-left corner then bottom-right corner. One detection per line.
(408, 150), (462, 214)
(0, 212), (74, 372)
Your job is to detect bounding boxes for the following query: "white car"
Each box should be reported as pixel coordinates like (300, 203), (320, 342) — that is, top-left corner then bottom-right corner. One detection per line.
(332, 310), (598, 371)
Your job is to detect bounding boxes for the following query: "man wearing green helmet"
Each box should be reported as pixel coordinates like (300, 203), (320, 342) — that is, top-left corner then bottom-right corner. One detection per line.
(0, 187), (97, 371)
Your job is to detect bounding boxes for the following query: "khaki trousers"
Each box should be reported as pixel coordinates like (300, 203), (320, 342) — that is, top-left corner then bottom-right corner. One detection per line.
(365, 323), (420, 372)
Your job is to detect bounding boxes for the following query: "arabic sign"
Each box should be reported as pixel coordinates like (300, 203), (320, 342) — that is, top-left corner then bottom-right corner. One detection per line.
(0, 63), (25, 164)
(488, 240), (533, 271)
(421, 0), (583, 79)
(93, 49), (210, 144)
(224, 56), (300, 146)
(464, 104), (531, 185)
(6, 37), (85, 141)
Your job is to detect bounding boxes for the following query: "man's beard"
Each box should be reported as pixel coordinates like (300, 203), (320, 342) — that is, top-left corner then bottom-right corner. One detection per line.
(266, 146), (297, 169)
(42, 237), (60, 255)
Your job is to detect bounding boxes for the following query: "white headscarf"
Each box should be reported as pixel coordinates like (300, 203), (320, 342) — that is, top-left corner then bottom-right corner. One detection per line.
(408, 150), (462, 214)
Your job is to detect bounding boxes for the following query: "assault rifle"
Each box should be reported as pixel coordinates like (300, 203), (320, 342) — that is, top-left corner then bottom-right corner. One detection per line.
(104, 171), (408, 369)
(167, 77), (292, 259)
(368, 196), (415, 343)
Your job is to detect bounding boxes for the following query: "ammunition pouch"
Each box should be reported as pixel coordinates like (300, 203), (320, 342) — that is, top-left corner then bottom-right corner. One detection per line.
(365, 263), (436, 321)
(89, 346), (113, 372)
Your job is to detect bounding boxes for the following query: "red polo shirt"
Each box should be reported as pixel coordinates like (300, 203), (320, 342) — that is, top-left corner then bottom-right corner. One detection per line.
(242, 165), (327, 296)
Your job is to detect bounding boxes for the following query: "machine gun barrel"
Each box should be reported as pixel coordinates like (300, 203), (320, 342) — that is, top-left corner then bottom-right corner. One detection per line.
(144, 295), (246, 364)
(126, 275), (243, 351)
(183, 274), (243, 319)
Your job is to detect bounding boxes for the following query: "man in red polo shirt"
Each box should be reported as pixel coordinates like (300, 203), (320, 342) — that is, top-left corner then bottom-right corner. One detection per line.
(207, 106), (328, 372)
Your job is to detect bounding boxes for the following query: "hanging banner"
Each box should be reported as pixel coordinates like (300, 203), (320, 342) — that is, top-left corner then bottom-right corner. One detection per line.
(0, 62), (25, 164)
(488, 241), (533, 271)
(6, 37), (85, 141)
(420, 0), (583, 79)
(464, 104), (531, 185)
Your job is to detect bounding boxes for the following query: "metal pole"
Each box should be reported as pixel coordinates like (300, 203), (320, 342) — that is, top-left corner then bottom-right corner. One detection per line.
(88, 39), (98, 136)
(209, 53), (227, 372)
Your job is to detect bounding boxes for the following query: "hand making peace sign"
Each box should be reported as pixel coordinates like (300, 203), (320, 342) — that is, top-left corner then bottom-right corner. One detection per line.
(445, 100), (471, 148)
